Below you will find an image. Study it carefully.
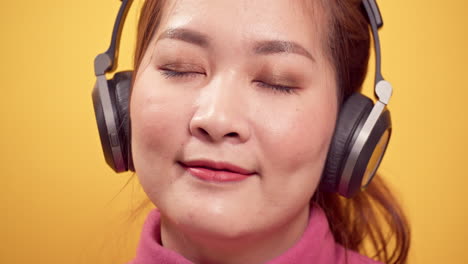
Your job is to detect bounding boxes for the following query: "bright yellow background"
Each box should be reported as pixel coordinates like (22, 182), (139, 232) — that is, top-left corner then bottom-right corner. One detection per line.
(1, 0), (467, 263)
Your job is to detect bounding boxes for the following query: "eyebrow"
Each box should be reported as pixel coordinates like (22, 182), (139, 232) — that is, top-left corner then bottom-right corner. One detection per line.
(158, 28), (209, 47)
(253, 40), (315, 62)
(157, 27), (315, 62)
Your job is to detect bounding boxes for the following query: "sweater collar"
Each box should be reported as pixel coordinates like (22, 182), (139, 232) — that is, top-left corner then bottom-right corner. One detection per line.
(130, 203), (377, 264)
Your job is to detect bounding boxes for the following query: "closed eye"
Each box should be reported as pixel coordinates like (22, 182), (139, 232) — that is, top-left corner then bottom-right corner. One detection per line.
(254, 80), (297, 94)
(159, 69), (205, 79)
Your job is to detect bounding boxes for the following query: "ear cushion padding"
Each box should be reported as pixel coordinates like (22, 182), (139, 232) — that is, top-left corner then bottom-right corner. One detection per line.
(113, 71), (133, 170)
(319, 93), (374, 192)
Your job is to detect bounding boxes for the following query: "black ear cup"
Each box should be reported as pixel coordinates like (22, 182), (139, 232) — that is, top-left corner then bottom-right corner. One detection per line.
(92, 71), (133, 172)
(320, 93), (374, 193)
(320, 93), (392, 197)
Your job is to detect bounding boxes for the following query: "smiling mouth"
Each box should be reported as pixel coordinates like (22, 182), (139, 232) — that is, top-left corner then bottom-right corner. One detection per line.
(179, 160), (255, 182)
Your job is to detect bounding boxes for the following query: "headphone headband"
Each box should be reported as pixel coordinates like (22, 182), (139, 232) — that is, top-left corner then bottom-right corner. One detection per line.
(363, 0), (384, 87)
(362, 0), (393, 106)
(94, 0), (133, 76)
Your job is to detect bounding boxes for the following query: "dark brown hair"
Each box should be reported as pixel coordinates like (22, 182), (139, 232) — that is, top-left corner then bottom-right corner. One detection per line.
(129, 0), (410, 263)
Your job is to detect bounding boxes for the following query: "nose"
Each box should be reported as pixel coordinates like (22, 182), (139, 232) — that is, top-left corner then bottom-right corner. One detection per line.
(189, 78), (250, 144)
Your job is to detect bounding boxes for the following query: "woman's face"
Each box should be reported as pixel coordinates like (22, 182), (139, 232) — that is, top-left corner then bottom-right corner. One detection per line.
(131, 0), (338, 240)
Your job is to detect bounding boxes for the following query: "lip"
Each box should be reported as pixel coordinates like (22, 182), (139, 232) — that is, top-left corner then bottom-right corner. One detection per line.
(179, 160), (255, 182)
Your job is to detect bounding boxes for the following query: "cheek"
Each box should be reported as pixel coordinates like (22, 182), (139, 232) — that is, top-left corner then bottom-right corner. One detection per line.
(254, 89), (337, 199)
(129, 71), (191, 190)
(282, 103), (335, 164)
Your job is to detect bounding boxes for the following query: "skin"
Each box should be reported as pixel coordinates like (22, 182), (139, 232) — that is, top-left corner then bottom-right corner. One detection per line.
(130, 0), (338, 263)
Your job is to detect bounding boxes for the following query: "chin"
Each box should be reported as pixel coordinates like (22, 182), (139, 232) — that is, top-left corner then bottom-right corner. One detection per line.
(160, 195), (263, 241)
(182, 211), (261, 241)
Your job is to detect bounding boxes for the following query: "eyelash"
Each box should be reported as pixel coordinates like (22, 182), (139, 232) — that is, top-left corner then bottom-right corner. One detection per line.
(160, 69), (204, 79)
(159, 69), (297, 94)
(254, 81), (297, 94)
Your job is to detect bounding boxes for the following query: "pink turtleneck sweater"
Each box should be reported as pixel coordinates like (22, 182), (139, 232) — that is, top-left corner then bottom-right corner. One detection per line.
(127, 204), (383, 264)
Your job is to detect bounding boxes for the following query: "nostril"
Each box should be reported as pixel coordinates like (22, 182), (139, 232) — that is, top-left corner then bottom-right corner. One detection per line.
(198, 128), (210, 136)
(196, 127), (239, 139)
(226, 132), (239, 138)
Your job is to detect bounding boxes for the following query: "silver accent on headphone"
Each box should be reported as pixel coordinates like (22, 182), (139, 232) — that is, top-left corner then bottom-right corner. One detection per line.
(94, 53), (112, 76)
(376, 80), (393, 105)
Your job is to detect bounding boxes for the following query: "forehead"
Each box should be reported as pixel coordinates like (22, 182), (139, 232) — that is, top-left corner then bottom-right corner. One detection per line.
(157, 0), (328, 58)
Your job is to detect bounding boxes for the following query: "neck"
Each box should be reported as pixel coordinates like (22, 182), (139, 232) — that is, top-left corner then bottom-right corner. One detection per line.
(160, 206), (310, 264)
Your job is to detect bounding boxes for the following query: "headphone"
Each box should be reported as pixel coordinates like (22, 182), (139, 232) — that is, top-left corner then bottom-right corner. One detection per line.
(92, 0), (393, 198)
